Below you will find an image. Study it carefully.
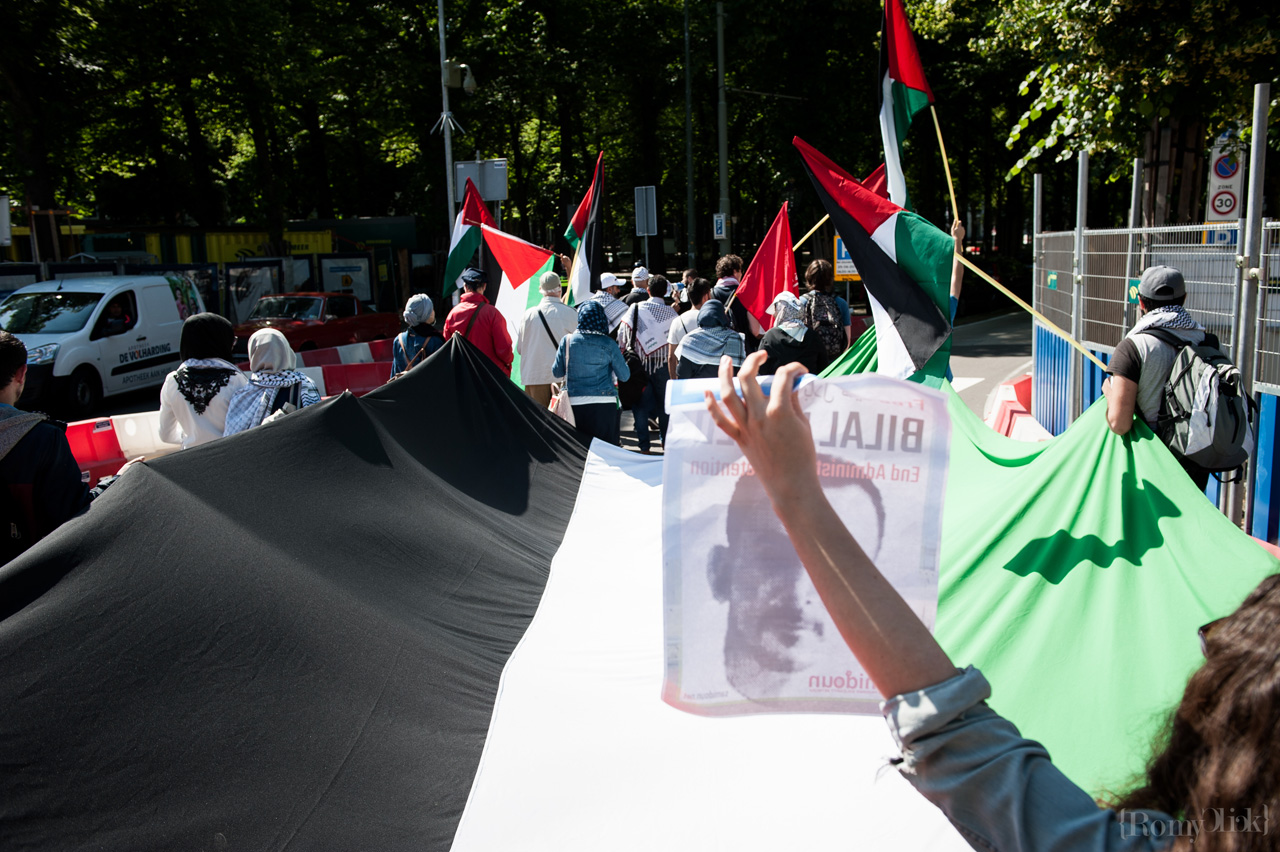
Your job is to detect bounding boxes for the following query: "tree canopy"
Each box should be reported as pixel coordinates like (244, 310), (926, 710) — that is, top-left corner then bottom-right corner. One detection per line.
(2, 0), (1275, 271)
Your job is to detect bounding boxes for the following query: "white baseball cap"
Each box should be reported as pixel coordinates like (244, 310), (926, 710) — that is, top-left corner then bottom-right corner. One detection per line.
(600, 272), (622, 289)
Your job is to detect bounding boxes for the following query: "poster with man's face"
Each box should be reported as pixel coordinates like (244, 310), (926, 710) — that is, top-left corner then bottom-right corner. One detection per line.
(662, 374), (950, 716)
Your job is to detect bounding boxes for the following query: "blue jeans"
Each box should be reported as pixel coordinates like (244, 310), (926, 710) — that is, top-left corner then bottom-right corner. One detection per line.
(632, 365), (669, 452)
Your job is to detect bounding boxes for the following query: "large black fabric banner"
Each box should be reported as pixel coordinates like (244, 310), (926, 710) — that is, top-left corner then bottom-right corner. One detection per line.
(0, 338), (590, 850)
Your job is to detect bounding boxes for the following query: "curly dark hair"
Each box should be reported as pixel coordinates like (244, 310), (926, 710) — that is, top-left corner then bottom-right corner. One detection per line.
(1111, 574), (1280, 851)
(0, 331), (27, 389)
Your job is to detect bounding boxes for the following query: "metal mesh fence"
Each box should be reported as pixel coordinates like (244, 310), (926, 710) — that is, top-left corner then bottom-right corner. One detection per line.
(1054, 224), (1241, 354)
(1143, 224), (1240, 357)
(1255, 222), (1280, 389)
(1079, 229), (1131, 350)
(1033, 231), (1074, 332)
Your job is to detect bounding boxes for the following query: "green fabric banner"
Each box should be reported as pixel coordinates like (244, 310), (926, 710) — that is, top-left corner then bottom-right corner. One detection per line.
(825, 325), (1277, 795)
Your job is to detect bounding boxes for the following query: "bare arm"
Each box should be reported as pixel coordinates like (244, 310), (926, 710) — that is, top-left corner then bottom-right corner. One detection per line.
(950, 219), (966, 300)
(705, 352), (957, 699)
(1102, 374), (1137, 435)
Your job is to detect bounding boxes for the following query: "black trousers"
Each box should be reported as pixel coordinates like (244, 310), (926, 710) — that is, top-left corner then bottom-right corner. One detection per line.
(571, 402), (620, 446)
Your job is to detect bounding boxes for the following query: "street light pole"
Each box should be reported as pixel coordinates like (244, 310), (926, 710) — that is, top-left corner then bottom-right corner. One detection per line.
(716, 1), (730, 250)
(437, 0), (456, 224)
(684, 0), (696, 268)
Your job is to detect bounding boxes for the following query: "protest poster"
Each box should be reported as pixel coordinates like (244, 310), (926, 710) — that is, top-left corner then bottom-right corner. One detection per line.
(661, 374), (950, 716)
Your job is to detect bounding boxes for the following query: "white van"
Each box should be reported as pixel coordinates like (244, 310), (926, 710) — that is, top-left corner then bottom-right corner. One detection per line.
(0, 275), (206, 417)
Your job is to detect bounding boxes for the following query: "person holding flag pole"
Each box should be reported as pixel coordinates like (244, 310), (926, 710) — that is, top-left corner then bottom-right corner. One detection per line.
(877, 0), (1107, 373)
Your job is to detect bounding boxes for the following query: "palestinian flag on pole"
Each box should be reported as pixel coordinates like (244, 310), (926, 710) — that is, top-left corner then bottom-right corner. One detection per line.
(480, 223), (557, 388)
(795, 136), (951, 380)
(734, 203), (797, 330)
(565, 153), (605, 306)
(878, 0), (934, 209)
(443, 178), (497, 301)
(564, 152), (603, 249)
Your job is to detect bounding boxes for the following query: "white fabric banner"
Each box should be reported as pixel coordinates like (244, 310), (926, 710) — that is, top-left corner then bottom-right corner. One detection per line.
(662, 374), (950, 716)
(451, 441), (969, 851)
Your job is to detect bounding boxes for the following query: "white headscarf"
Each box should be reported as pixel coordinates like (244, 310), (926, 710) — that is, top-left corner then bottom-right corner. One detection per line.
(248, 328), (295, 373)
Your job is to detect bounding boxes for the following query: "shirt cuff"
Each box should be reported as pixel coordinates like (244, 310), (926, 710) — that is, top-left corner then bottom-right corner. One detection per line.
(880, 666), (992, 751)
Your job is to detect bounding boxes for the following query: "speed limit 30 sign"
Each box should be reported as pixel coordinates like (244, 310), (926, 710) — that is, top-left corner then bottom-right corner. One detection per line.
(1212, 190), (1239, 218)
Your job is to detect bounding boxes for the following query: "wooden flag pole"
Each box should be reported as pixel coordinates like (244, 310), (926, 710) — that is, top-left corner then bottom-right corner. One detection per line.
(930, 105), (960, 224)
(954, 253), (1107, 371)
(792, 214), (829, 251)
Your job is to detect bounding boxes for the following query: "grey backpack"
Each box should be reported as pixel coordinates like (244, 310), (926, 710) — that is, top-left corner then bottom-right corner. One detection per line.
(1139, 328), (1254, 476)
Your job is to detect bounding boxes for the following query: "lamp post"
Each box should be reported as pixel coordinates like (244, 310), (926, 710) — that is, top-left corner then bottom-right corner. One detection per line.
(684, 0), (696, 267)
(716, 1), (730, 250)
(437, 0), (456, 225)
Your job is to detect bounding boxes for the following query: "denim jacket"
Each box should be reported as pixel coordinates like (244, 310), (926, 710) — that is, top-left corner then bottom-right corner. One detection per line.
(552, 332), (629, 399)
(884, 667), (1177, 852)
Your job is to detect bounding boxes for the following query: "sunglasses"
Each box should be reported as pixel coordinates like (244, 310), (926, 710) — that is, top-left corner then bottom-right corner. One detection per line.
(1198, 617), (1227, 656)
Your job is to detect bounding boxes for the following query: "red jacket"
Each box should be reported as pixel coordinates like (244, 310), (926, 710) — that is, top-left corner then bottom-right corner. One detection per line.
(444, 292), (513, 376)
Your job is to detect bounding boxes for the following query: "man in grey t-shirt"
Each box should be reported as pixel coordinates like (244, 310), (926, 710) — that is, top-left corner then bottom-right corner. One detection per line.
(1101, 265), (1209, 488)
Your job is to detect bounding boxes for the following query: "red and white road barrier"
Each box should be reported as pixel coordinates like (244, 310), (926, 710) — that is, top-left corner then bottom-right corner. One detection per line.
(984, 374), (1052, 442)
(71, 337), (399, 478)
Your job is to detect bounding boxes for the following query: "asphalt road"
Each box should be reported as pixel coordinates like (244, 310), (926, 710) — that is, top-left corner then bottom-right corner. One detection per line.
(948, 311), (1034, 420)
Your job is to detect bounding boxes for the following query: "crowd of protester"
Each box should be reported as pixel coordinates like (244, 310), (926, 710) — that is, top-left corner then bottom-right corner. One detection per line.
(1, 253), (869, 559)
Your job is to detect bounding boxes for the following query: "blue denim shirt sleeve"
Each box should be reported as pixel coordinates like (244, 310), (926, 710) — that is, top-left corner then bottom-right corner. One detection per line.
(392, 333), (408, 377)
(882, 667), (1177, 852)
(552, 338), (567, 379)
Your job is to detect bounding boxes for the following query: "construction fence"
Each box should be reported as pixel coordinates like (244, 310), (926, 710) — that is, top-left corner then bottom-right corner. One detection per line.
(1032, 219), (1280, 541)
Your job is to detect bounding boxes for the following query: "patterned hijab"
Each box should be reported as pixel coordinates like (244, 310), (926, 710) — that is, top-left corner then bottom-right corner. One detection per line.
(769, 291), (807, 342)
(578, 300), (610, 335)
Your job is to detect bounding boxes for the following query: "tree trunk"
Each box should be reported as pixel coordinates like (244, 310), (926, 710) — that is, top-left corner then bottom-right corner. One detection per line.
(299, 101), (334, 219)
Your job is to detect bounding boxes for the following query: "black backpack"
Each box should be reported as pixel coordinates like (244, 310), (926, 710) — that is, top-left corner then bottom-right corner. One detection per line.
(1139, 328), (1255, 476)
(616, 306), (649, 409)
(803, 292), (846, 365)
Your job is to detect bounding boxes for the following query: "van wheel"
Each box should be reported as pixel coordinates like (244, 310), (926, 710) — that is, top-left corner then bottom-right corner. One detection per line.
(299, 341), (318, 351)
(64, 367), (102, 419)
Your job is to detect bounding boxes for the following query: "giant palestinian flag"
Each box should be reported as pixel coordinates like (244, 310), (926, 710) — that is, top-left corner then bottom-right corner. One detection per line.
(443, 178), (497, 300)
(565, 152), (605, 306)
(2, 336), (1275, 848)
(879, 0), (934, 209)
(795, 136), (951, 380)
(480, 223), (557, 388)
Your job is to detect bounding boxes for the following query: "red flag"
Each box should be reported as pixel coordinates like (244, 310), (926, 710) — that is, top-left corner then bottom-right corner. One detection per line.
(862, 164), (890, 200)
(479, 224), (554, 288)
(735, 204), (797, 330)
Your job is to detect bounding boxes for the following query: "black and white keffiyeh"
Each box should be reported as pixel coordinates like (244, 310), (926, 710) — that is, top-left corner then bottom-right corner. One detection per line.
(174, 358), (240, 415)
(224, 370), (322, 436)
(1128, 304), (1203, 337)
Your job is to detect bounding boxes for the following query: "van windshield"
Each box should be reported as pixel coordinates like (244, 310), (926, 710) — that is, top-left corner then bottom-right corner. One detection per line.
(0, 292), (104, 334)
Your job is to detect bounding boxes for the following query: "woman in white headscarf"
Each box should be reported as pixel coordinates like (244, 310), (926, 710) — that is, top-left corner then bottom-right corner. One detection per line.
(223, 328), (321, 436)
(758, 290), (827, 376)
(391, 294), (445, 378)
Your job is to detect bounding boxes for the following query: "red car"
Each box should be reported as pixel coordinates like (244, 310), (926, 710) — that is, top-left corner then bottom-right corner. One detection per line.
(233, 292), (401, 355)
